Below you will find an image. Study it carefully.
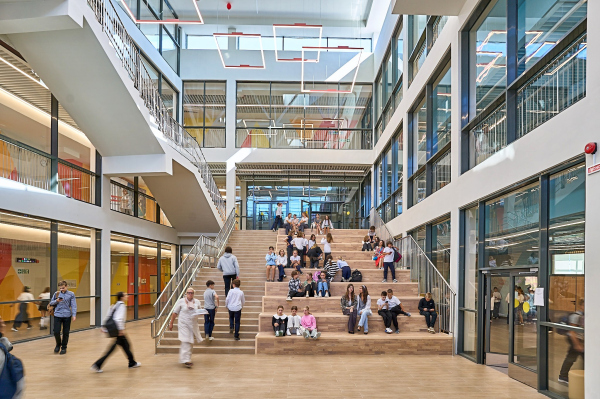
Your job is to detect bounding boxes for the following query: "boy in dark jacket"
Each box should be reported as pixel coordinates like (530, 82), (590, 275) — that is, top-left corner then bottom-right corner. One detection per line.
(272, 305), (288, 337)
(306, 244), (323, 269)
(418, 292), (437, 333)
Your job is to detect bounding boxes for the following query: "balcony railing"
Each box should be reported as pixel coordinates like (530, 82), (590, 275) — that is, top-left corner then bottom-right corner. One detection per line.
(235, 129), (372, 149)
(469, 102), (507, 168)
(87, 0), (225, 221)
(517, 33), (587, 138)
(57, 161), (96, 204)
(431, 16), (449, 47)
(410, 42), (426, 86)
(110, 181), (134, 215)
(1, 137), (51, 191)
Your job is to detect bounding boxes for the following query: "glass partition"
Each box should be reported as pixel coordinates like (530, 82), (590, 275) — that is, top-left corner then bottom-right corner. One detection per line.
(183, 81), (226, 147)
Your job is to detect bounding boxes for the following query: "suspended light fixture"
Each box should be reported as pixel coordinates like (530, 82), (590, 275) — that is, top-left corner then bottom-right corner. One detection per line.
(213, 32), (266, 69)
(273, 23), (323, 62)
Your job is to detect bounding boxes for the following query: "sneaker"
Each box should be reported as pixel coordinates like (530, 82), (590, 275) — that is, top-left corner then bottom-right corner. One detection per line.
(286, 296), (292, 302)
(11, 328), (17, 332)
(314, 332), (321, 339)
(303, 330), (310, 339)
(275, 331), (281, 337)
(317, 292), (321, 297)
(325, 292), (330, 298)
(60, 348), (67, 355)
(286, 330), (291, 336)
(234, 336), (240, 341)
(430, 328), (436, 334)
(296, 330), (302, 336)
(90, 365), (103, 373)
(129, 362), (141, 368)
(209, 336), (214, 341)
(184, 362), (193, 368)
(406, 312), (411, 317)
(395, 330), (400, 334)
(230, 328), (234, 334)
(305, 291), (309, 298)
(385, 328), (392, 334)
(393, 279), (398, 283)
(381, 279), (387, 283)
(27, 326), (32, 330)
(558, 377), (569, 385)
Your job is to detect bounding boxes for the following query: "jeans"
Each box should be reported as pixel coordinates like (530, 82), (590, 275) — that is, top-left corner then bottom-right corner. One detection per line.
(94, 335), (136, 368)
(317, 281), (329, 296)
(228, 310), (241, 338)
(204, 308), (216, 337)
(223, 274), (236, 298)
(53, 316), (71, 349)
(559, 339), (584, 380)
(300, 327), (319, 338)
(310, 259), (319, 269)
(362, 243), (372, 251)
(493, 302), (500, 318)
(271, 215), (282, 230)
(383, 262), (396, 280)
(420, 310), (437, 328)
(343, 308), (357, 332)
(341, 266), (351, 280)
(358, 309), (372, 331)
(285, 224), (292, 234)
(288, 290), (304, 298)
(277, 265), (285, 282)
(378, 309), (392, 329)
(298, 223), (308, 232)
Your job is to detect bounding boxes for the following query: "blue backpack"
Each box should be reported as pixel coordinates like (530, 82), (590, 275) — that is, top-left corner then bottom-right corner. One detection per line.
(0, 340), (24, 399)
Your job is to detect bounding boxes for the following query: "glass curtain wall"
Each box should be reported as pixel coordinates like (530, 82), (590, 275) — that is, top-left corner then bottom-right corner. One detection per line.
(461, 206), (479, 359)
(432, 217), (451, 281)
(183, 81), (226, 147)
(236, 82), (372, 149)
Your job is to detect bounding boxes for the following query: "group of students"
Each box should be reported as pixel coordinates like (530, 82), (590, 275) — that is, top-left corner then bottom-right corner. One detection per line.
(272, 305), (320, 339)
(285, 254), (355, 301)
(282, 211), (334, 236)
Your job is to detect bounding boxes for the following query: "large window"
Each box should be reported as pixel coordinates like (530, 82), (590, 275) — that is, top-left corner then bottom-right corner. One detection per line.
(461, 205), (479, 359)
(432, 66), (451, 153)
(431, 217), (451, 281)
(183, 81), (226, 148)
(485, 182), (540, 268)
(413, 98), (427, 171)
(236, 82), (372, 149)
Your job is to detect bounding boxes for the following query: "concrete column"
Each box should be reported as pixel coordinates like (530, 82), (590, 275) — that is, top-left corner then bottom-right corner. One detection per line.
(226, 161), (236, 215)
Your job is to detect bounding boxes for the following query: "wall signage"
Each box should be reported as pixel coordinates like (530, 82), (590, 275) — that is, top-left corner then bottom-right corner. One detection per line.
(17, 269), (29, 274)
(16, 258), (39, 263)
(588, 164), (600, 175)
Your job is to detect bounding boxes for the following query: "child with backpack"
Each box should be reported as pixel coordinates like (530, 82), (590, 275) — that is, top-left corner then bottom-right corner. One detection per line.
(382, 241), (398, 283)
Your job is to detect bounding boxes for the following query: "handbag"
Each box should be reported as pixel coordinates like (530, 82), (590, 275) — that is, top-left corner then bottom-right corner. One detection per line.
(103, 303), (122, 338)
(46, 291), (60, 316)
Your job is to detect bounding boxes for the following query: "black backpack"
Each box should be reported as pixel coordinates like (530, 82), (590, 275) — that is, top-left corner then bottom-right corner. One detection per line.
(0, 340), (24, 398)
(103, 303), (122, 338)
(393, 247), (402, 263)
(350, 269), (362, 282)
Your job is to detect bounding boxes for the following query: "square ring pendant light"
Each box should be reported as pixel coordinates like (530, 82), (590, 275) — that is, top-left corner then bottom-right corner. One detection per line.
(119, 0), (204, 24)
(273, 23), (323, 62)
(213, 32), (266, 69)
(300, 46), (364, 93)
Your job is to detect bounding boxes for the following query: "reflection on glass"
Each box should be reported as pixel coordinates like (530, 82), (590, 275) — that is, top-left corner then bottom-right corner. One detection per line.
(432, 66), (451, 154)
(110, 234), (135, 321)
(464, 206), (478, 310)
(462, 311), (478, 358)
(549, 164), (585, 327)
(183, 81), (226, 148)
(162, 27), (179, 73)
(471, 0), (507, 116)
(386, 147), (393, 198)
(432, 218), (451, 281)
(160, 77), (178, 119)
(395, 24), (404, 81)
(432, 150), (451, 193)
(414, 99), (427, 171)
(484, 182), (539, 268)
(517, 0), (587, 75)
(396, 129), (404, 186)
(548, 323), (584, 395)
(512, 274), (538, 371)
(412, 172), (426, 206)
(488, 274), (510, 357)
(409, 15), (427, 53)
(395, 191), (403, 216)
(161, 243), (173, 290)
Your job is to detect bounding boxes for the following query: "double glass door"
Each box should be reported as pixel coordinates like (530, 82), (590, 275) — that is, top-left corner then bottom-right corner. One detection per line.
(484, 269), (538, 385)
(253, 202), (287, 230)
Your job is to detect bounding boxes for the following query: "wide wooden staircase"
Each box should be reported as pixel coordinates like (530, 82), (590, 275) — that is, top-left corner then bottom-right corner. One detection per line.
(157, 228), (453, 355)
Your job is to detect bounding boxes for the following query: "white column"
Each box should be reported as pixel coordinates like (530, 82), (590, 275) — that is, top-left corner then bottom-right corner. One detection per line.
(226, 161), (236, 215)
(100, 228), (112, 320)
(240, 181), (247, 230)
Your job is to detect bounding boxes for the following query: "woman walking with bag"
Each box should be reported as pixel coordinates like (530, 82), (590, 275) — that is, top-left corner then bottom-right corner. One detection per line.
(91, 292), (140, 372)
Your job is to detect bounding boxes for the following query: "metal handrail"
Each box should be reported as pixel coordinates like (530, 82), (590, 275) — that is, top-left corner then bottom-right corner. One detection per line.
(370, 208), (457, 338)
(86, 0), (225, 221)
(150, 208), (236, 348)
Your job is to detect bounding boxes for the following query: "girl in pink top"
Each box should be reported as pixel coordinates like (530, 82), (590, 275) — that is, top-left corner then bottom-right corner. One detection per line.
(300, 306), (320, 340)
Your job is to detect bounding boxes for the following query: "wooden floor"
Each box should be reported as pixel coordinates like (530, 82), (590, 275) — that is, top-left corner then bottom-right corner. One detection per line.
(14, 319), (545, 399)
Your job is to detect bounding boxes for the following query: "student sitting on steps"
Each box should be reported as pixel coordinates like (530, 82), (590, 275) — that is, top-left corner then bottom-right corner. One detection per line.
(418, 292), (437, 334)
(317, 272), (330, 297)
(323, 255), (338, 283)
(361, 235), (373, 251)
(272, 305), (288, 337)
(286, 271), (304, 301)
(300, 306), (320, 340)
(303, 272), (317, 297)
(265, 246), (277, 282)
(289, 250), (302, 274)
(387, 288), (411, 334)
(377, 291), (394, 334)
(276, 249), (287, 282)
(286, 306), (302, 336)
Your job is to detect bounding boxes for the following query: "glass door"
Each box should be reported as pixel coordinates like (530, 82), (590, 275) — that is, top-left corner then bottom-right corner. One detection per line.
(485, 271), (511, 370)
(511, 271), (538, 371)
(254, 202), (272, 230)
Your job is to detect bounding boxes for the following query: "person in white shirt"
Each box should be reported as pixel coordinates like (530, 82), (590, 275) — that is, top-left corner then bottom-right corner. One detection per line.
(37, 287), (51, 330)
(381, 241), (398, 283)
(492, 287), (502, 319)
(293, 231), (308, 269)
(91, 292), (140, 372)
(284, 213), (293, 235)
(225, 279), (245, 340)
(321, 215), (334, 234)
(169, 288), (204, 367)
(276, 249), (288, 282)
(271, 202), (284, 232)
(386, 289), (411, 333)
(290, 250), (302, 273)
(320, 232), (333, 259)
(286, 305), (302, 336)
(299, 212), (309, 232)
(12, 286), (34, 331)
(377, 291), (394, 333)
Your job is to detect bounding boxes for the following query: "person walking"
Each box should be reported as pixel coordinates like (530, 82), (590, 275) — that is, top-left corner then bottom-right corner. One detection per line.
(49, 281), (77, 354)
(203, 280), (219, 341)
(217, 246), (240, 298)
(168, 288), (203, 368)
(271, 202), (283, 232)
(492, 287), (502, 319)
(37, 287), (51, 330)
(226, 279), (245, 341)
(91, 292), (141, 372)
(12, 287), (34, 332)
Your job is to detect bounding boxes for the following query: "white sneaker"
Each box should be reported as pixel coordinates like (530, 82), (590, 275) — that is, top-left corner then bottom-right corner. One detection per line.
(325, 292), (329, 298)
(90, 365), (103, 373)
(286, 296), (292, 301)
(317, 292), (321, 297)
(303, 330), (310, 339)
(393, 279), (398, 283)
(209, 336), (214, 341)
(129, 362), (141, 368)
(381, 279), (387, 283)
(286, 330), (291, 336)
(296, 330), (302, 336)
(305, 291), (309, 298)
(275, 331), (280, 337)
(385, 328), (392, 334)
(11, 328), (17, 332)
(314, 332), (321, 339)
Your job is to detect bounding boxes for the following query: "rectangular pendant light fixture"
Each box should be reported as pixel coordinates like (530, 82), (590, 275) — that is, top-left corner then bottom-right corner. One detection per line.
(273, 23), (323, 62)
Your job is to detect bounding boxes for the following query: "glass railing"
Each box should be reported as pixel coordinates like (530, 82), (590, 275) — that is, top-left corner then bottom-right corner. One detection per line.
(410, 42), (427, 86)
(393, 81), (403, 111)
(57, 161), (96, 204)
(517, 33), (587, 138)
(87, 0), (225, 222)
(469, 102), (507, 168)
(431, 16), (449, 47)
(235, 129), (372, 149)
(1, 137), (51, 191)
(138, 192), (158, 222)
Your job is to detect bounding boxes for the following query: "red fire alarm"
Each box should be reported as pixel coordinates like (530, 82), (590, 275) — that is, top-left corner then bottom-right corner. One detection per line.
(584, 142), (597, 154)
(226, 2), (231, 10)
